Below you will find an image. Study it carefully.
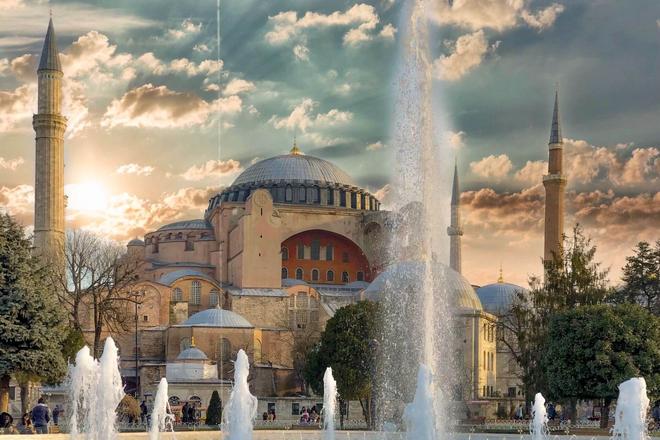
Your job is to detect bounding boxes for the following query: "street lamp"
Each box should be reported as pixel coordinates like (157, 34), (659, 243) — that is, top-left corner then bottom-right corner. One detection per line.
(129, 290), (145, 398)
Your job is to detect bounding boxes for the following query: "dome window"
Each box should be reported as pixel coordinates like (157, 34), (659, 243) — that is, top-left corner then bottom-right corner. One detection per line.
(326, 270), (335, 282)
(325, 245), (334, 261)
(190, 281), (201, 305)
(295, 268), (304, 280)
(281, 267), (288, 279)
(281, 246), (289, 261)
(341, 271), (349, 283)
(209, 290), (219, 307)
(311, 269), (319, 282)
(172, 287), (183, 302)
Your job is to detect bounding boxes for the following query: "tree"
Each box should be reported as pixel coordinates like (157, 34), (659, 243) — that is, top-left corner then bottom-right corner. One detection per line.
(52, 229), (142, 358)
(303, 301), (381, 428)
(543, 304), (660, 428)
(117, 394), (141, 423)
(612, 241), (659, 315)
(499, 225), (611, 414)
(206, 390), (222, 425)
(0, 214), (67, 412)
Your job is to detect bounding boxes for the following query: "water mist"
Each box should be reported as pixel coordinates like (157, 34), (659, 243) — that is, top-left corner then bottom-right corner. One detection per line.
(222, 349), (258, 440)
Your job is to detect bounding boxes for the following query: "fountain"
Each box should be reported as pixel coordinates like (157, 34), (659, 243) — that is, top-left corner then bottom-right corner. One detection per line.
(323, 367), (338, 440)
(150, 378), (174, 440)
(403, 365), (437, 440)
(68, 337), (124, 440)
(222, 349), (258, 440)
(530, 393), (548, 440)
(612, 378), (650, 440)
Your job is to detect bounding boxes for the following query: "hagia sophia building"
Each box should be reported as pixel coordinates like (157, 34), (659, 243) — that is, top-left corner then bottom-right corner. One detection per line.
(27, 19), (567, 422)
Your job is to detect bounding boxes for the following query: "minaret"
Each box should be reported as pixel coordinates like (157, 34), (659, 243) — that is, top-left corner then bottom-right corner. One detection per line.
(542, 90), (566, 265)
(33, 18), (67, 259)
(447, 161), (463, 273)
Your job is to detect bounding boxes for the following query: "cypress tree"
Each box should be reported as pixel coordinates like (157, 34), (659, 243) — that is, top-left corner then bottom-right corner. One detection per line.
(206, 390), (222, 425)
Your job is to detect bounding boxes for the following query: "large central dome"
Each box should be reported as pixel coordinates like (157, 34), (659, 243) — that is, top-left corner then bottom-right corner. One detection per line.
(232, 153), (355, 187)
(206, 145), (380, 213)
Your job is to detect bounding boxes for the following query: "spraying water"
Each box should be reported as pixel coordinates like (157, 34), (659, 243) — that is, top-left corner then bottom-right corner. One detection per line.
(403, 365), (438, 440)
(378, 0), (453, 435)
(150, 378), (175, 440)
(68, 338), (124, 440)
(222, 349), (258, 440)
(530, 393), (549, 440)
(612, 378), (650, 440)
(323, 367), (338, 440)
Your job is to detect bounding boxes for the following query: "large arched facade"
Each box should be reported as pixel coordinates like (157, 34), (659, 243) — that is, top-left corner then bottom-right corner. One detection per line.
(281, 229), (372, 284)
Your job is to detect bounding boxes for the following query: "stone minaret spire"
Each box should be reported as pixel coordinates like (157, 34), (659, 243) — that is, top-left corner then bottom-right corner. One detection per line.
(447, 160), (463, 274)
(33, 18), (67, 259)
(542, 90), (566, 265)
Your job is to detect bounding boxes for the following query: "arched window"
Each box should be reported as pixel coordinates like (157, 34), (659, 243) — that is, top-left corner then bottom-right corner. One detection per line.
(180, 337), (191, 352)
(295, 268), (303, 280)
(185, 234), (194, 251)
(341, 271), (349, 283)
(311, 269), (319, 282)
(209, 289), (219, 307)
(285, 186), (293, 202)
(281, 246), (289, 260)
(326, 270), (334, 282)
(281, 267), (288, 279)
(311, 240), (320, 260)
(356, 271), (364, 281)
(325, 245), (334, 261)
(288, 292), (319, 330)
(297, 243), (305, 259)
(217, 338), (232, 362)
(168, 396), (180, 406)
(172, 287), (183, 302)
(190, 281), (201, 305)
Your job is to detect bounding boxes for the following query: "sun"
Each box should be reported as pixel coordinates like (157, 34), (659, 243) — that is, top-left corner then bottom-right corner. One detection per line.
(65, 181), (110, 213)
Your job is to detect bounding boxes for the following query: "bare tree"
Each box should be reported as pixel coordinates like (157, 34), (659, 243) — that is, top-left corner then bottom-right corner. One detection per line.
(52, 229), (142, 358)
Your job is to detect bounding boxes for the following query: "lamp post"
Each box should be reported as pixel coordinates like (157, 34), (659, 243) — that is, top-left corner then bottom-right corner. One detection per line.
(129, 290), (145, 398)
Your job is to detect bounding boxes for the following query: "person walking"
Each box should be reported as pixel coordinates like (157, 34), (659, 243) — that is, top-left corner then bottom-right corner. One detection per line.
(52, 405), (60, 426)
(31, 397), (50, 434)
(182, 402), (189, 423)
(140, 400), (148, 424)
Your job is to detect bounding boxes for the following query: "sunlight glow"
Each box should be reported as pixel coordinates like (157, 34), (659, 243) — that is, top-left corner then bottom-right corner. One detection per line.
(65, 181), (110, 213)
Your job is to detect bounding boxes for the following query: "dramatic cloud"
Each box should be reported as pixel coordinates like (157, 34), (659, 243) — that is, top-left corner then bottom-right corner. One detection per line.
(167, 18), (202, 39)
(470, 153), (513, 179)
(8, 53), (37, 81)
(265, 4), (394, 48)
(434, 30), (495, 81)
(432, 0), (565, 32)
(293, 44), (310, 61)
(0, 84), (33, 131)
(223, 78), (256, 96)
(0, 156), (25, 170)
(514, 160), (547, 185)
(0, 184), (34, 223)
(116, 163), (155, 176)
(180, 159), (242, 181)
(268, 98), (353, 132)
(101, 84), (240, 129)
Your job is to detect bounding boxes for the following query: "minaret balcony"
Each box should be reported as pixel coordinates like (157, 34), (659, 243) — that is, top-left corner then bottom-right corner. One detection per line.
(542, 173), (566, 184)
(447, 226), (464, 236)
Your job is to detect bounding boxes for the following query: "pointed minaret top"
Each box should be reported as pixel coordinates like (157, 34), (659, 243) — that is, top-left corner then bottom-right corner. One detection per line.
(451, 160), (460, 205)
(549, 89), (561, 145)
(38, 18), (62, 72)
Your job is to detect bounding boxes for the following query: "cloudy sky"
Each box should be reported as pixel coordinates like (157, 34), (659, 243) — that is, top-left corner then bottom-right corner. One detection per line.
(1, 0), (658, 286)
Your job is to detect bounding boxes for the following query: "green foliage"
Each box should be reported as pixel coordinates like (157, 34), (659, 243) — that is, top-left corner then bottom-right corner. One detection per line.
(612, 241), (660, 315)
(206, 390), (222, 425)
(303, 301), (381, 425)
(61, 327), (86, 366)
(0, 214), (67, 384)
(500, 225), (611, 401)
(117, 394), (140, 421)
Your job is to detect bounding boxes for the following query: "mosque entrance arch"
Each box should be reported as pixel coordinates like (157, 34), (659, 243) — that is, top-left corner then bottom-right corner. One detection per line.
(280, 229), (371, 284)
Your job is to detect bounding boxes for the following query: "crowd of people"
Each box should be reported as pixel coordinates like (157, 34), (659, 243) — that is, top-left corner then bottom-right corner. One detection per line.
(0, 398), (62, 434)
(298, 405), (320, 425)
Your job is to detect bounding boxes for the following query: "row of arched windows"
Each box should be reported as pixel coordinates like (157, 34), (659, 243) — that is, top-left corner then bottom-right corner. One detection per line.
(282, 268), (363, 283)
(171, 283), (220, 306)
(282, 244), (336, 261)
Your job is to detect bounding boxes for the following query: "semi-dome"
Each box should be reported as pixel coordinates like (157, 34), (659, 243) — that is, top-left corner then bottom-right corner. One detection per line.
(181, 308), (253, 328)
(158, 219), (212, 231)
(363, 260), (483, 311)
(127, 238), (144, 246)
(206, 145), (381, 213)
(176, 346), (209, 361)
(476, 280), (528, 315)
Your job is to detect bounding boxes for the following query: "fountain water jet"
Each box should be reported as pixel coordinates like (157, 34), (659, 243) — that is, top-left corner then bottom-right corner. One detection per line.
(403, 365), (438, 440)
(68, 337), (124, 440)
(323, 367), (338, 440)
(530, 393), (549, 440)
(222, 349), (258, 440)
(612, 378), (650, 440)
(150, 378), (174, 440)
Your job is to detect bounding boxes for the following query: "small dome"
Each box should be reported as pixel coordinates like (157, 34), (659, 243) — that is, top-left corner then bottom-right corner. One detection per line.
(127, 238), (144, 246)
(181, 308), (253, 328)
(364, 260), (482, 311)
(158, 219), (212, 231)
(176, 346), (208, 361)
(232, 153), (355, 187)
(476, 282), (528, 315)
